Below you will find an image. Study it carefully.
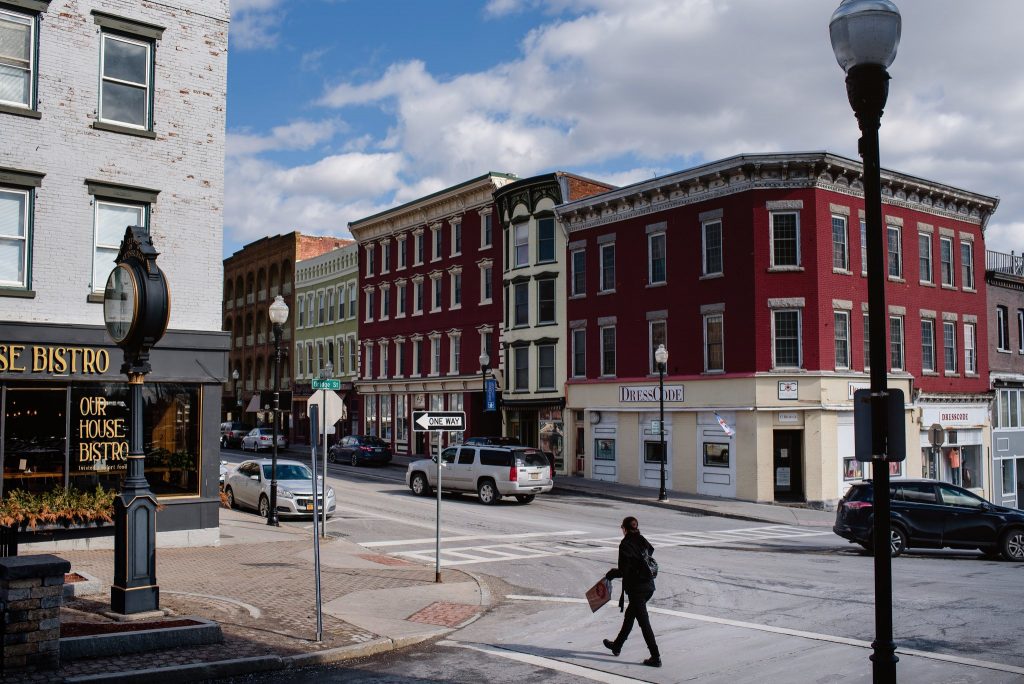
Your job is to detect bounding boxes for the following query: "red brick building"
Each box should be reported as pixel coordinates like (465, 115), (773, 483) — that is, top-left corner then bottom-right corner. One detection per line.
(556, 152), (999, 507)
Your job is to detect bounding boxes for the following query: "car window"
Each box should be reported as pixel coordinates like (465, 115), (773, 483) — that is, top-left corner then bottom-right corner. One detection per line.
(514, 450), (549, 468)
(248, 429), (258, 436)
(479, 449), (510, 467)
(241, 463), (257, 477)
(937, 484), (985, 508)
(456, 448), (475, 465)
(263, 464), (312, 480)
(441, 448), (458, 464)
(895, 483), (937, 504)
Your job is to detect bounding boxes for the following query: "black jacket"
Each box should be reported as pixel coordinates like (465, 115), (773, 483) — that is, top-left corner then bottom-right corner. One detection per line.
(606, 532), (655, 594)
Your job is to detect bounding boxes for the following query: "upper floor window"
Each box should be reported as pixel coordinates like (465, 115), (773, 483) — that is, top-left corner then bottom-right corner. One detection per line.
(860, 220), (868, 276)
(921, 319), (935, 373)
(939, 236), (954, 286)
(513, 346), (529, 390)
(599, 243), (615, 292)
(0, 181), (33, 290)
(513, 282), (529, 327)
(961, 241), (974, 289)
(327, 290), (334, 323)
(704, 314), (723, 372)
(481, 265), (493, 303)
(649, 319), (666, 374)
(831, 216), (848, 271)
(538, 218), (555, 262)
(432, 226), (442, 261)
(365, 245), (375, 276)
(887, 225), (902, 279)
(1019, 310), (1024, 354)
(317, 291), (325, 324)
(348, 284), (357, 318)
(702, 220), (722, 276)
(397, 283), (406, 316)
(364, 290), (375, 322)
(964, 322), (977, 375)
(538, 279), (555, 324)
(889, 315), (904, 371)
(381, 287), (390, 319)
(943, 320), (957, 373)
(337, 285), (346, 320)
(571, 328), (586, 378)
(451, 272), (462, 308)
(571, 249), (586, 296)
(997, 305), (1010, 351)
(770, 212), (799, 267)
(918, 233), (932, 284)
(380, 242), (390, 273)
(648, 232), (666, 284)
(415, 232), (424, 265)
(414, 280), (424, 314)
(297, 295), (305, 328)
(451, 222), (462, 256)
(99, 32), (153, 130)
(772, 309), (801, 368)
(834, 311), (850, 370)
(481, 213), (493, 248)
(600, 325), (616, 376)
(397, 237), (407, 269)
(431, 276), (442, 311)
(0, 8), (36, 111)
(514, 224), (529, 267)
(92, 198), (148, 292)
(538, 344), (555, 390)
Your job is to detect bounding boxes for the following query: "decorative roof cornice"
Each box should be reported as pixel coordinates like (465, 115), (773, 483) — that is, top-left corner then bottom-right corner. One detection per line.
(555, 152), (999, 234)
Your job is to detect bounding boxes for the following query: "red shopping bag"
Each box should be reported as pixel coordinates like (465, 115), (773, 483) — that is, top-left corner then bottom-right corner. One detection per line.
(585, 577), (612, 612)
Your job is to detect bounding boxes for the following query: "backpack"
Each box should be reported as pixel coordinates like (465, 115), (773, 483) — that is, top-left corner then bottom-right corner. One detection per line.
(640, 547), (659, 580)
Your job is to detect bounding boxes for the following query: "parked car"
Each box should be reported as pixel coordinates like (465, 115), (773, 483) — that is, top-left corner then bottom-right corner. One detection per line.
(220, 421), (249, 449)
(833, 478), (1024, 561)
(219, 460), (230, 489)
(406, 444), (553, 505)
(224, 459), (335, 518)
(328, 435), (392, 467)
(462, 436), (522, 446)
(240, 427), (288, 452)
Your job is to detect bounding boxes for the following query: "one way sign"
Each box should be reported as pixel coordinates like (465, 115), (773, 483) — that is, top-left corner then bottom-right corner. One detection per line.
(412, 411), (466, 432)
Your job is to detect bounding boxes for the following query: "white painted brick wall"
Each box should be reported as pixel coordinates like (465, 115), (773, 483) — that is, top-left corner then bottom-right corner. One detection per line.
(0, 0), (229, 332)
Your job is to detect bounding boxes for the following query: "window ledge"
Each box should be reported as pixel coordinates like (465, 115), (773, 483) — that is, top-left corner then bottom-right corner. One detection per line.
(569, 293), (586, 299)
(451, 304), (462, 310)
(944, 372), (960, 377)
(768, 266), (804, 273)
(535, 321), (558, 328)
(997, 348), (1011, 354)
(940, 284), (958, 291)
(963, 287), (976, 293)
(412, 311), (423, 317)
(702, 369), (725, 375)
(920, 281), (936, 287)
(965, 372), (979, 378)
(86, 292), (104, 304)
(0, 104), (41, 119)
(597, 289), (616, 296)
(832, 268), (853, 276)
(479, 244), (492, 250)
(92, 121), (157, 139)
(888, 276), (905, 283)
(0, 288), (35, 299)
(769, 367), (806, 373)
(646, 281), (667, 289)
(430, 307), (441, 314)
(699, 273), (724, 280)
(479, 298), (493, 305)
(922, 371), (939, 376)
(451, 252), (462, 258)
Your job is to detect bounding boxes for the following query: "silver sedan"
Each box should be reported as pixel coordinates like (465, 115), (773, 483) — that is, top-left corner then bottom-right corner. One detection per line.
(240, 427), (288, 452)
(223, 458), (335, 518)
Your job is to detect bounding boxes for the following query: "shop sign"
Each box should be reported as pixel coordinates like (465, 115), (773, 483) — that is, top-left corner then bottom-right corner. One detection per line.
(778, 412), (800, 424)
(75, 394), (128, 472)
(920, 405), (988, 428)
(0, 344), (111, 375)
(619, 385), (684, 403)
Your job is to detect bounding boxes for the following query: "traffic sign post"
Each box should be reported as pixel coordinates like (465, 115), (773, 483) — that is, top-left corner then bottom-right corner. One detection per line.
(928, 423), (945, 448)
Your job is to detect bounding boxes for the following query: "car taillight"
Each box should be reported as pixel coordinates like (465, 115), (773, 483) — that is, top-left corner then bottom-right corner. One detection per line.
(845, 501), (872, 510)
(360, 446), (372, 451)
(509, 465), (518, 482)
(550, 464), (555, 479)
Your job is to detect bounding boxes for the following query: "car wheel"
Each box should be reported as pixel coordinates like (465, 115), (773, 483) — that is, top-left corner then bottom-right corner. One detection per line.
(478, 479), (500, 505)
(410, 472), (431, 496)
(259, 495), (270, 518)
(221, 436), (228, 448)
(351, 453), (359, 467)
(514, 494), (535, 504)
(1000, 528), (1024, 561)
(327, 450), (336, 464)
(225, 487), (236, 509)
(889, 526), (907, 557)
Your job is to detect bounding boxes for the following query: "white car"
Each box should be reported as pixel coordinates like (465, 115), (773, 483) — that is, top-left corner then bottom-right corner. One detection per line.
(224, 459), (335, 518)
(240, 427), (289, 452)
(406, 444), (553, 505)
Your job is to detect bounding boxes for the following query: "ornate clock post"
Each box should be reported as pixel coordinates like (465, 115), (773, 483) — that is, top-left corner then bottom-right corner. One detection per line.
(103, 227), (171, 615)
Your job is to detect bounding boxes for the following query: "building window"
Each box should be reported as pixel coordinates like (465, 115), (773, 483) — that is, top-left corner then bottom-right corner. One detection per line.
(514, 346), (529, 391)
(0, 8), (35, 110)
(397, 236), (407, 269)
(395, 394), (408, 441)
(381, 241), (390, 273)
(1018, 310), (1024, 353)
(538, 344), (555, 390)
(702, 220), (722, 276)
(318, 291), (325, 324)
(998, 306), (1010, 351)
(514, 223), (529, 267)
(481, 265), (492, 303)
(364, 396), (377, 436)
(327, 290), (335, 323)
(649, 319), (666, 374)
(349, 284), (357, 318)
(538, 218), (555, 262)
(451, 222), (462, 256)
(538, 279), (555, 324)
(397, 283), (406, 316)
(940, 236), (954, 286)
(306, 343), (313, 375)
(0, 185), (30, 289)
(449, 334), (461, 374)
(834, 311), (850, 370)
(890, 315), (904, 371)
(414, 280), (424, 314)
(432, 226), (442, 261)
(394, 340), (404, 376)
(481, 213), (493, 248)
(571, 249), (586, 296)
(832, 216), (848, 271)
(451, 272), (462, 307)
(572, 328), (586, 378)
(415, 232), (424, 265)
(961, 241), (974, 289)
(93, 200), (147, 291)
(364, 344), (373, 380)
(704, 313), (723, 372)
(921, 319), (935, 373)
(600, 243), (615, 292)
(770, 212), (799, 267)
(964, 322), (977, 374)
(380, 342), (389, 379)
(99, 31), (154, 130)
(772, 310), (801, 368)
(430, 337), (441, 375)
(297, 296), (305, 328)
(381, 287), (390, 319)
(600, 325), (616, 376)
(431, 276), (442, 312)
(863, 313), (870, 370)
(860, 220), (867, 276)
(336, 338), (346, 374)
(348, 336), (357, 374)
(918, 233), (932, 284)
(648, 232), (666, 284)
(887, 225), (902, 278)
(513, 282), (529, 327)
(365, 245), (375, 276)
(943, 321), (957, 373)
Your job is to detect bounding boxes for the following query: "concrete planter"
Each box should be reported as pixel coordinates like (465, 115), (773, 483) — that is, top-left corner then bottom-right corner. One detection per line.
(60, 617), (223, 661)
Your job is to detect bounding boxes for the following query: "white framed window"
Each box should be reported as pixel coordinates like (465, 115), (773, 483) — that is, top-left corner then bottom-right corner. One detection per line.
(93, 199), (146, 291)
(702, 220), (722, 276)
(600, 325), (616, 376)
(380, 286), (390, 320)
(943, 320), (957, 373)
(479, 263), (493, 304)
(451, 221), (462, 256)
(513, 346), (529, 391)
(414, 231), (424, 265)
(834, 311), (850, 370)
(0, 8), (36, 110)
(481, 212), (493, 248)
(364, 289), (375, 322)
(918, 233), (932, 284)
(704, 313), (723, 372)
(0, 186), (30, 289)
(889, 315), (904, 371)
(379, 341), (389, 379)
(327, 290), (334, 322)
(306, 294), (314, 326)
(513, 282), (529, 327)
(572, 328), (586, 378)
(410, 338), (421, 376)
(538, 344), (555, 390)
(306, 342), (313, 375)
(413, 279), (424, 315)
(364, 343), (373, 380)
(997, 306), (1009, 351)
(318, 291), (325, 324)
(832, 215), (849, 271)
(1019, 310), (1024, 353)
(348, 283), (357, 318)
(430, 275), (442, 312)
(450, 270), (462, 309)
(365, 244), (375, 277)
(772, 309), (801, 368)
(887, 225), (902, 278)
(921, 319), (935, 373)
(99, 32), (153, 130)
(348, 335), (357, 374)
(397, 235), (407, 269)
(380, 240), (390, 273)
(538, 279), (555, 324)
(394, 339), (404, 377)
(964, 322), (977, 375)
(863, 313), (870, 371)
(430, 336), (441, 376)
(448, 333), (461, 375)
(514, 223), (529, 267)
(571, 249), (586, 296)
(538, 218), (555, 262)
(648, 232), (666, 284)
(431, 225), (442, 261)
(337, 285), (345, 320)
(860, 220), (868, 276)
(396, 282), (406, 317)
(770, 212), (799, 267)
(336, 337), (346, 374)
(297, 295), (305, 328)
(961, 241), (974, 289)
(599, 243), (615, 292)
(940, 236), (954, 286)
(649, 319), (666, 374)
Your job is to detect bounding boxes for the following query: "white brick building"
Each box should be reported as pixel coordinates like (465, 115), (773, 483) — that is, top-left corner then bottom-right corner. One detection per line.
(0, 0), (229, 544)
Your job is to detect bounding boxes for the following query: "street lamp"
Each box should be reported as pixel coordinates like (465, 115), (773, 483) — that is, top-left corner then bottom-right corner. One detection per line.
(232, 368), (241, 414)
(830, 2), (901, 682)
(479, 351), (490, 396)
(655, 344), (668, 502)
(267, 295), (289, 527)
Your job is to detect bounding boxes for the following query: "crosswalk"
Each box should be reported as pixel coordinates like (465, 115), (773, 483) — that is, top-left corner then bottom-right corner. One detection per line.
(361, 524), (831, 567)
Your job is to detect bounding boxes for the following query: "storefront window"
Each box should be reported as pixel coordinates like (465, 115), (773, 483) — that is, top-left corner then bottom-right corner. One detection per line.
(843, 457), (865, 481)
(364, 396), (377, 436)
(703, 442), (729, 468)
(2, 388), (67, 495)
(644, 442), (665, 464)
(1001, 459), (1015, 497)
(538, 409), (563, 471)
(380, 395), (392, 440)
(594, 438), (615, 461)
(395, 394), (408, 443)
(448, 393), (463, 444)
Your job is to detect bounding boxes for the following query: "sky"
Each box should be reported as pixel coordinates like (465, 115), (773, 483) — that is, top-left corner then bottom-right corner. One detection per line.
(224, 0), (1024, 257)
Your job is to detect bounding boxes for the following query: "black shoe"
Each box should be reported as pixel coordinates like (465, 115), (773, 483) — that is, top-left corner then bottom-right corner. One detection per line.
(602, 639), (620, 656)
(643, 657), (662, 667)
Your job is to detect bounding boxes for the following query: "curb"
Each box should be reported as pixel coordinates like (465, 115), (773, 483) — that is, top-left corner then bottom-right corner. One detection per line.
(551, 484), (776, 525)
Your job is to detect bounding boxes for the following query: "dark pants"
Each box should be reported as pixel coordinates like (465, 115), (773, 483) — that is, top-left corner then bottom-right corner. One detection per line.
(613, 589), (659, 657)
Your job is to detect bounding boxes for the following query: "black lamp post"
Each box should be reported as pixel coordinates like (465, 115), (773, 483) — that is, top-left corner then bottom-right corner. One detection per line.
(830, 1), (902, 682)
(655, 344), (668, 502)
(479, 351), (490, 395)
(267, 295), (289, 527)
(232, 368), (241, 415)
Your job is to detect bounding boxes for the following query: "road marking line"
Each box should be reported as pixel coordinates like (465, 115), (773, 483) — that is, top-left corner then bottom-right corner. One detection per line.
(439, 640), (650, 683)
(505, 595), (1024, 677)
(363, 530), (587, 547)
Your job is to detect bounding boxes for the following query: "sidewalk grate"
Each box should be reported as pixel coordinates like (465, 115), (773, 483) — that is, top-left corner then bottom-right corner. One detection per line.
(405, 601), (480, 628)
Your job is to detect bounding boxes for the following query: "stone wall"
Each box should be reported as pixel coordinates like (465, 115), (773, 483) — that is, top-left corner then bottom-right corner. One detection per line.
(0, 554), (69, 672)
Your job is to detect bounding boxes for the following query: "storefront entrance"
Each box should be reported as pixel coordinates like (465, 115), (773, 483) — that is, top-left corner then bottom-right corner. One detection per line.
(773, 430), (803, 502)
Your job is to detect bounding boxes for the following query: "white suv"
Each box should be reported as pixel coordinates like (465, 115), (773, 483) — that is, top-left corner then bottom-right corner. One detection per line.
(406, 445), (554, 504)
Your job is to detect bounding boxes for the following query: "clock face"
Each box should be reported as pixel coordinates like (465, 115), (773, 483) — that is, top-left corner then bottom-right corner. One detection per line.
(103, 264), (137, 344)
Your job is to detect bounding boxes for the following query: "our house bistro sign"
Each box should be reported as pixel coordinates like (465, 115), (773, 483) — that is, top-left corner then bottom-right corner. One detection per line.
(619, 385), (685, 402)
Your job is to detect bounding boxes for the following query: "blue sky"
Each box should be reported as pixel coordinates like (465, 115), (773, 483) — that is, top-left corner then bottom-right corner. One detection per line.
(224, 1), (1024, 257)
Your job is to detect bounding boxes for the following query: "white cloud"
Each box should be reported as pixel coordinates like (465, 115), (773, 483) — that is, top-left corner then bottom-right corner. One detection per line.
(230, 0), (284, 50)
(227, 119), (347, 157)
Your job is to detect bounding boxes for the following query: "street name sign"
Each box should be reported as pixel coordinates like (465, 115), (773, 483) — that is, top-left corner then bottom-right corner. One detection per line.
(311, 378), (341, 390)
(413, 411), (466, 432)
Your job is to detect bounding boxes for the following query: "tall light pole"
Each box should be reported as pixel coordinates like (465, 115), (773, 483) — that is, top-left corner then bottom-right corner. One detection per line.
(830, 2), (901, 682)
(479, 351), (490, 397)
(232, 368), (241, 416)
(267, 295), (289, 527)
(655, 344), (668, 502)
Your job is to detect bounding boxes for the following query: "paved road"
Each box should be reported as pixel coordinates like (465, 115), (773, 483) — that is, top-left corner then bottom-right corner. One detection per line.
(218, 449), (1024, 683)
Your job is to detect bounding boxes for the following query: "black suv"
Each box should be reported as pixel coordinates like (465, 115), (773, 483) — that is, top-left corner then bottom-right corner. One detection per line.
(834, 478), (1024, 561)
